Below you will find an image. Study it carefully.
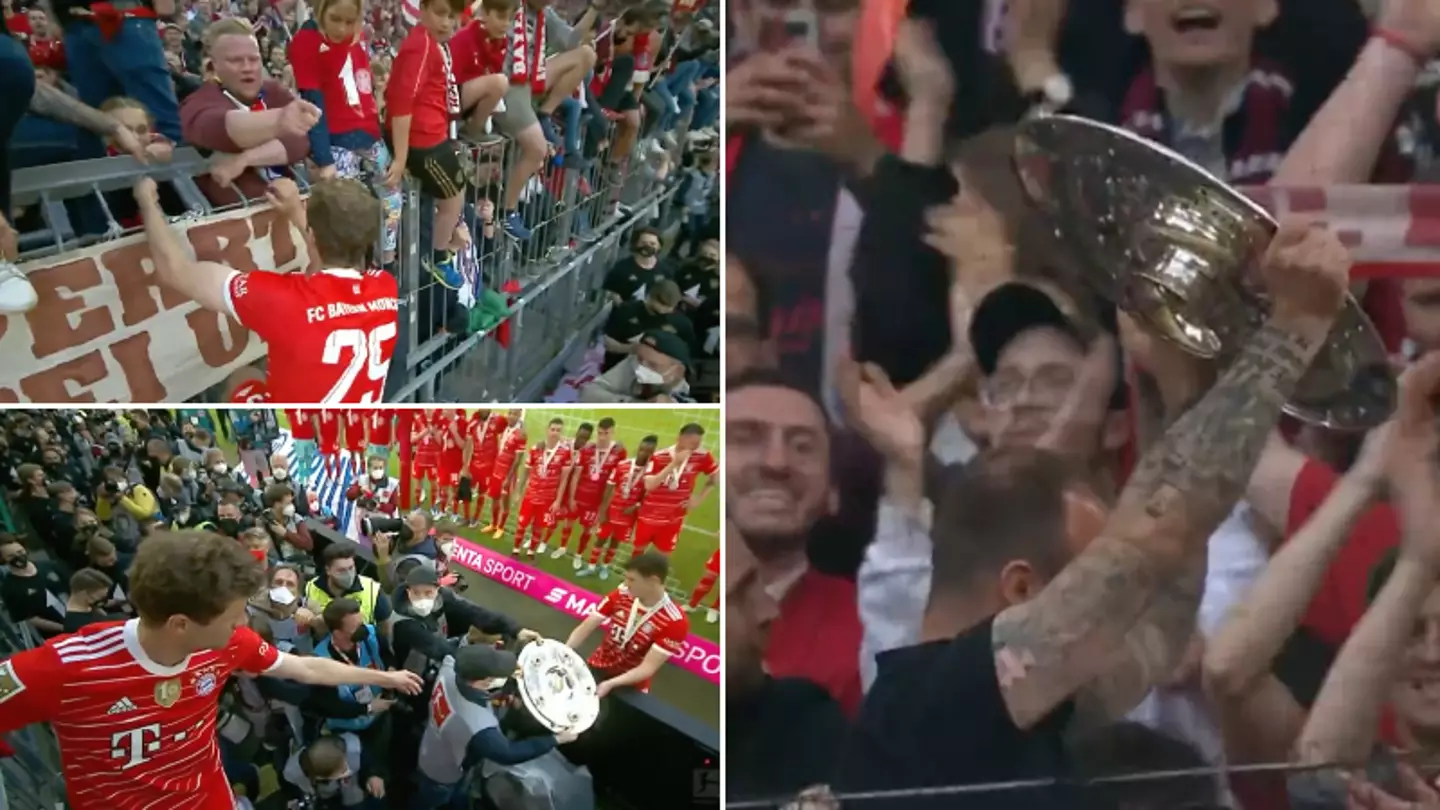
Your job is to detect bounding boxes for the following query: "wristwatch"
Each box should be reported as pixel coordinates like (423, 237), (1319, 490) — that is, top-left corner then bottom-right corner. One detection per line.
(1024, 73), (1075, 115)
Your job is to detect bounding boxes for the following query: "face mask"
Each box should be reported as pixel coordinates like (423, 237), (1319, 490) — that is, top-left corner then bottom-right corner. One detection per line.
(183, 470), (196, 480)
(269, 585), (297, 606)
(369, 469), (385, 481)
(351, 625), (370, 644)
(332, 570), (356, 589)
(112, 481), (128, 493)
(7, 554), (28, 569)
(634, 364), (667, 386)
(219, 518), (241, 536)
(212, 463), (228, 475)
(410, 597), (435, 617)
(314, 777), (346, 798)
(634, 245), (658, 258)
(282, 504), (295, 518)
(273, 469), (288, 481)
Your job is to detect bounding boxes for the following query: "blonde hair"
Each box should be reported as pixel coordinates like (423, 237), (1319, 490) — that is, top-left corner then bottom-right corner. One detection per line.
(100, 96), (149, 116)
(203, 17), (256, 55)
(312, 0), (361, 26)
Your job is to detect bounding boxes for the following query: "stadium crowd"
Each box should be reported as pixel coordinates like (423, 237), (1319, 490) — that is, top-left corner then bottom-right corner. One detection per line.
(0, 0), (720, 405)
(726, 0), (1440, 808)
(0, 406), (714, 808)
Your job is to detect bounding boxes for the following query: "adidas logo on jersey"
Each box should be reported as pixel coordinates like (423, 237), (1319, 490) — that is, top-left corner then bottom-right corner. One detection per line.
(107, 697), (139, 715)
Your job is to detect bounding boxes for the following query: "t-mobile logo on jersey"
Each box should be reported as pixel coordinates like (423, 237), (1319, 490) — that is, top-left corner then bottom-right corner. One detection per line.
(111, 724), (165, 770)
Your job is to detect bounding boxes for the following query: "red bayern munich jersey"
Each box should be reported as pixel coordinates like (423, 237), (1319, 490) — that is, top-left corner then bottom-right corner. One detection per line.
(343, 410), (367, 451)
(492, 424), (527, 480)
(586, 588), (687, 692)
(317, 410), (342, 450)
(440, 416), (466, 470)
(575, 441), (627, 505)
(224, 267), (399, 404)
(0, 621), (282, 810)
(522, 442), (573, 505)
(605, 458), (647, 524)
(446, 20), (505, 84)
(639, 447), (718, 525)
(289, 22), (382, 140)
(414, 414), (442, 468)
(286, 408), (317, 440)
(468, 413), (507, 470)
(366, 409), (394, 446)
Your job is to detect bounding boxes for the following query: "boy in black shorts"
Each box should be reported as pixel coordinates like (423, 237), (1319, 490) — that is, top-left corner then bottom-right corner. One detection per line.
(385, 0), (470, 288)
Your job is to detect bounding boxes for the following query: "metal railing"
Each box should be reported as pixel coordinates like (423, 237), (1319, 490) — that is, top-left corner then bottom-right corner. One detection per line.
(5, 113), (695, 403)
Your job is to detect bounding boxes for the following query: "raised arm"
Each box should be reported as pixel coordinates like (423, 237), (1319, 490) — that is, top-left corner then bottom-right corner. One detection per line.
(1294, 353), (1440, 766)
(991, 223), (1353, 730)
(133, 178), (235, 312)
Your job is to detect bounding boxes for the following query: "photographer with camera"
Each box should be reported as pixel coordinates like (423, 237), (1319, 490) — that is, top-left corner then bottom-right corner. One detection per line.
(346, 456), (401, 523)
(415, 646), (578, 810)
(94, 465), (156, 552)
(303, 543), (392, 631)
(262, 484), (316, 560)
(134, 436), (175, 493)
(390, 566), (541, 679)
(370, 511), (443, 591)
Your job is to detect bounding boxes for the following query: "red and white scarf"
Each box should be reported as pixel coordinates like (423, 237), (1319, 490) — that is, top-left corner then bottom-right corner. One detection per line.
(507, 6), (547, 94)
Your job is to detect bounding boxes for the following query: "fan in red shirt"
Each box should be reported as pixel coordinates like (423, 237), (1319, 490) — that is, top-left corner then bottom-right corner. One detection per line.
(365, 408), (395, 461)
(287, 0), (403, 264)
(134, 175), (398, 404)
(0, 532), (420, 810)
(411, 410), (445, 508)
(435, 410), (468, 518)
(552, 417), (627, 568)
(636, 423), (717, 555)
(565, 549), (688, 697)
(340, 409), (368, 475)
(459, 409), (511, 526)
(346, 454), (402, 517)
(442, 0), (512, 135)
(684, 549), (720, 625)
(487, 415), (529, 537)
(580, 435), (656, 580)
(513, 418), (575, 558)
(384, 0), (472, 286)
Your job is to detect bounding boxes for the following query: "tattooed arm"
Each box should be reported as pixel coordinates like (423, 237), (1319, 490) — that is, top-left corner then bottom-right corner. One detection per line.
(992, 315), (1333, 729)
(28, 83), (121, 138)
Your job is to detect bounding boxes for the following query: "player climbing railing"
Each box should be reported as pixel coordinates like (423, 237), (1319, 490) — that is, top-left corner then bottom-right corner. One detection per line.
(0, 119), (681, 404)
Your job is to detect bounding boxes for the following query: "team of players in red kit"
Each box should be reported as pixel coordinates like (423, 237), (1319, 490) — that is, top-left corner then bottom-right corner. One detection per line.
(283, 408), (722, 620)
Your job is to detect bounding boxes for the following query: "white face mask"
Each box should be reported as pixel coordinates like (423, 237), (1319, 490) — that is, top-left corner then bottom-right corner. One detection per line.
(183, 470), (196, 480)
(282, 504), (295, 518)
(410, 597), (436, 617)
(113, 481), (128, 493)
(369, 469), (385, 481)
(268, 585), (297, 606)
(634, 364), (666, 386)
(273, 469), (288, 481)
(212, 463), (228, 475)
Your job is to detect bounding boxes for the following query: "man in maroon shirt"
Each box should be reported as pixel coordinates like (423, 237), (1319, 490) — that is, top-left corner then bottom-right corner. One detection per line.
(728, 368), (864, 715)
(384, 0), (469, 289)
(180, 17), (319, 207)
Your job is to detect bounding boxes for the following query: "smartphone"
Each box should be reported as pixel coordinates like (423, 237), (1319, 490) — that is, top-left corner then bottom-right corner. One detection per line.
(782, 7), (819, 50)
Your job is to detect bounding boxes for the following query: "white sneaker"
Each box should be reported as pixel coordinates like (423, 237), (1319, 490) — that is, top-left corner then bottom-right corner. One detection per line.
(669, 97), (681, 115)
(572, 557), (584, 571)
(549, 547), (566, 560)
(0, 262), (37, 314)
(535, 542), (548, 555)
(705, 608), (717, 624)
(598, 567), (610, 581)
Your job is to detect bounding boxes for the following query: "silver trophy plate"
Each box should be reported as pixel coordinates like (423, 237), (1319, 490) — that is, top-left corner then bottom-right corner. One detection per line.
(1012, 113), (1396, 430)
(515, 639), (600, 734)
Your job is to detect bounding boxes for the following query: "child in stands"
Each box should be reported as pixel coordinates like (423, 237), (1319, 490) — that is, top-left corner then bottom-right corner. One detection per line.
(385, 0), (471, 289)
(444, 0), (515, 139)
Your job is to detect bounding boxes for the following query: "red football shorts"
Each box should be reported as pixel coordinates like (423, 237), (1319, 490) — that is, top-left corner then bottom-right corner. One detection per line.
(469, 461), (495, 486)
(412, 464), (437, 482)
(705, 549), (719, 574)
(517, 499), (558, 529)
(632, 520), (683, 555)
(487, 473), (511, 500)
(320, 443), (340, 457)
(598, 519), (636, 542)
(575, 501), (603, 528)
(438, 467), (461, 488)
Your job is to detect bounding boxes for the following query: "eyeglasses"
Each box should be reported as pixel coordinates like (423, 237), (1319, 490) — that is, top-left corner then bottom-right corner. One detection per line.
(981, 366), (1077, 408)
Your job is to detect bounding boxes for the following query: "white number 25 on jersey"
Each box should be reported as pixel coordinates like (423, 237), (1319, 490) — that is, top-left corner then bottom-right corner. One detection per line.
(321, 324), (397, 403)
